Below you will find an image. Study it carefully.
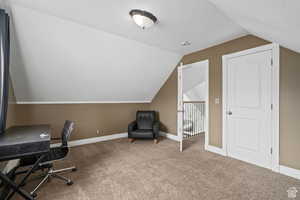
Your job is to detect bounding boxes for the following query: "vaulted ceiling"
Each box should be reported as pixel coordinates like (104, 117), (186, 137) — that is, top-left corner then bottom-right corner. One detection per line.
(7, 0), (246, 54)
(9, 5), (181, 103)
(208, 0), (300, 53)
(1, 0), (299, 103)
(3, 0), (246, 103)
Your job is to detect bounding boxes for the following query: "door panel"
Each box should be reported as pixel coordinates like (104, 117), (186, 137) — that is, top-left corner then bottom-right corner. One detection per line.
(226, 50), (272, 169)
(235, 118), (260, 151)
(234, 62), (261, 108)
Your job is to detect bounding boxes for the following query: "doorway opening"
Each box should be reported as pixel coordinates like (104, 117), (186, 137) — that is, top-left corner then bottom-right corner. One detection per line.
(178, 60), (209, 152)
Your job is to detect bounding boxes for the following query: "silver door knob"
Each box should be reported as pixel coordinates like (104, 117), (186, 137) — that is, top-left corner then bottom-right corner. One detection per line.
(227, 111), (232, 115)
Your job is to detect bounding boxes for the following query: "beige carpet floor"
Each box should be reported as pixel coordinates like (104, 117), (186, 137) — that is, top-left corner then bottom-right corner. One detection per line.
(15, 134), (300, 200)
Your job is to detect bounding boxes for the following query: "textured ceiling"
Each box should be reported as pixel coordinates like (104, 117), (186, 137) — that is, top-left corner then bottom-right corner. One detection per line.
(4, 0), (246, 103)
(208, 0), (300, 53)
(6, 0), (300, 103)
(9, 5), (181, 102)
(7, 0), (246, 54)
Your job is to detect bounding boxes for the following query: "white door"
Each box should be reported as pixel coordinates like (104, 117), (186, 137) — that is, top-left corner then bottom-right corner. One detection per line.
(225, 50), (273, 169)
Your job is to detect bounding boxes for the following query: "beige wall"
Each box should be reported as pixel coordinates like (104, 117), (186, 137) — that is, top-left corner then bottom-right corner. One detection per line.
(6, 78), (149, 140)
(151, 35), (300, 170)
(280, 47), (300, 169)
(14, 103), (149, 140)
(151, 35), (269, 145)
(8, 34), (300, 170)
(150, 68), (178, 133)
(6, 99), (17, 128)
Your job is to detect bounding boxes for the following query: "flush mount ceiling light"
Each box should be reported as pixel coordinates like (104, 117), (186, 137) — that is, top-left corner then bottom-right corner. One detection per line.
(181, 41), (191, 46)
(129, 9), (157, 29)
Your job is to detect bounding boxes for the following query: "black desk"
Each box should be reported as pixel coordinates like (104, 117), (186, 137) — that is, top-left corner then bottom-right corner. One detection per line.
(0, 125), (51, 200)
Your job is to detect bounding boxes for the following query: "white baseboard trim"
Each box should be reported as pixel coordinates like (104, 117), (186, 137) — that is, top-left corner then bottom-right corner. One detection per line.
(279, 165), (300, 180)
(50, 132), (300, 180)
(51, 132), (128, 148)
(160, 131), (180, 141)
(203, 145), (300, 180)
(51, 131), (178, 148)
(16, 101), (151, 104)
(205, 144), (226, 156)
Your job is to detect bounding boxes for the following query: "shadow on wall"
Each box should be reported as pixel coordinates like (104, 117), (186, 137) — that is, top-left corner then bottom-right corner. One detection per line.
(6, 77), (17, 128)
(156, 112), (168, 132)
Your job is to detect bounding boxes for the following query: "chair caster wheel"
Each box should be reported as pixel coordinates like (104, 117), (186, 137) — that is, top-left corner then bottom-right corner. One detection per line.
(72, 168), (77, 172)
(67, 181), (73, 186)
(31, 193), (37, 198)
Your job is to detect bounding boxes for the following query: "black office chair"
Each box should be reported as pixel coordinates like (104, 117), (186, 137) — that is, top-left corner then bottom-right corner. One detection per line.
(20, 120), (76, 197)
(128, 111), (160, 143)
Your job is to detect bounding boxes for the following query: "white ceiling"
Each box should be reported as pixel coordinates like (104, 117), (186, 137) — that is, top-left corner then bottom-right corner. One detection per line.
(183, 62), (208, 102)
(183, 62), (207, 93)
(7, 0), (246, 54)
(208, 0), (300, 53)
(4, 0), (247, 103)
(5, 0), (300, 103)
(9, 5), (181, 102)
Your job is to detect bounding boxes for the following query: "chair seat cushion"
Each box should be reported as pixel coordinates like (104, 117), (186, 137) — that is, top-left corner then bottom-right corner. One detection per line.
(130, 129), (154, 139)
(43, 147), (68, 162)
(20, 147), (68, 167)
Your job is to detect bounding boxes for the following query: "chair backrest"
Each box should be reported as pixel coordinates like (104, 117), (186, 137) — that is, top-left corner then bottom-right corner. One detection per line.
(136, 111), (155, 130)
(61, 120), (75, 147)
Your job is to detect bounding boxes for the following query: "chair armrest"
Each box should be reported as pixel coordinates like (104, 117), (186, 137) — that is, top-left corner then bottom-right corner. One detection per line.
(153, 121), (160, 139)
(128, 121), (137, 138)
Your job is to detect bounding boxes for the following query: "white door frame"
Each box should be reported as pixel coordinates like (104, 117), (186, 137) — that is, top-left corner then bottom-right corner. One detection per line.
(177, 60), (209, 152)
(222, 43), (280, 172)
(178, 63), (183, 152)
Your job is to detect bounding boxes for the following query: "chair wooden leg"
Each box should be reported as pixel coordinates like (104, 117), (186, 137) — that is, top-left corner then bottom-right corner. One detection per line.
(129, 138), (135, 143)
(154, 139), (158, 144)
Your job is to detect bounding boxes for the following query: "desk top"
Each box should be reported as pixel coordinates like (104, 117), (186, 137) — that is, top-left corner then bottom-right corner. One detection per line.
(0, 125), (51, 146)
(0, 125), (51, 162)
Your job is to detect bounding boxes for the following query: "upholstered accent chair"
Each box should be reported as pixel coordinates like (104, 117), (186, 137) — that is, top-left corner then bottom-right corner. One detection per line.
(128, 111), (160, 143)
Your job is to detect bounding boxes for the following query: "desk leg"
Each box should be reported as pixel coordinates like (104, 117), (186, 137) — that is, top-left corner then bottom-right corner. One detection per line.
(6, 155), (45, 200)
(0, 172), (33, 200)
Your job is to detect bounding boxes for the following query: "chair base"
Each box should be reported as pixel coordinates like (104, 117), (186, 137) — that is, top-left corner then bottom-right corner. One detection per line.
(129, 138), (135, 143)
(30, 166), (76, 197)
(128, 138), (159, 144)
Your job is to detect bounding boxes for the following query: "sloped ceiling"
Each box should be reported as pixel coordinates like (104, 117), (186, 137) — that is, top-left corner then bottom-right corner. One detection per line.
(7, 0), (246, 54)
(183, 63), (207, 93)
(208, 0), (300, 53)
(10, 5), (181, 102)
(4, 0), (246, 103)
